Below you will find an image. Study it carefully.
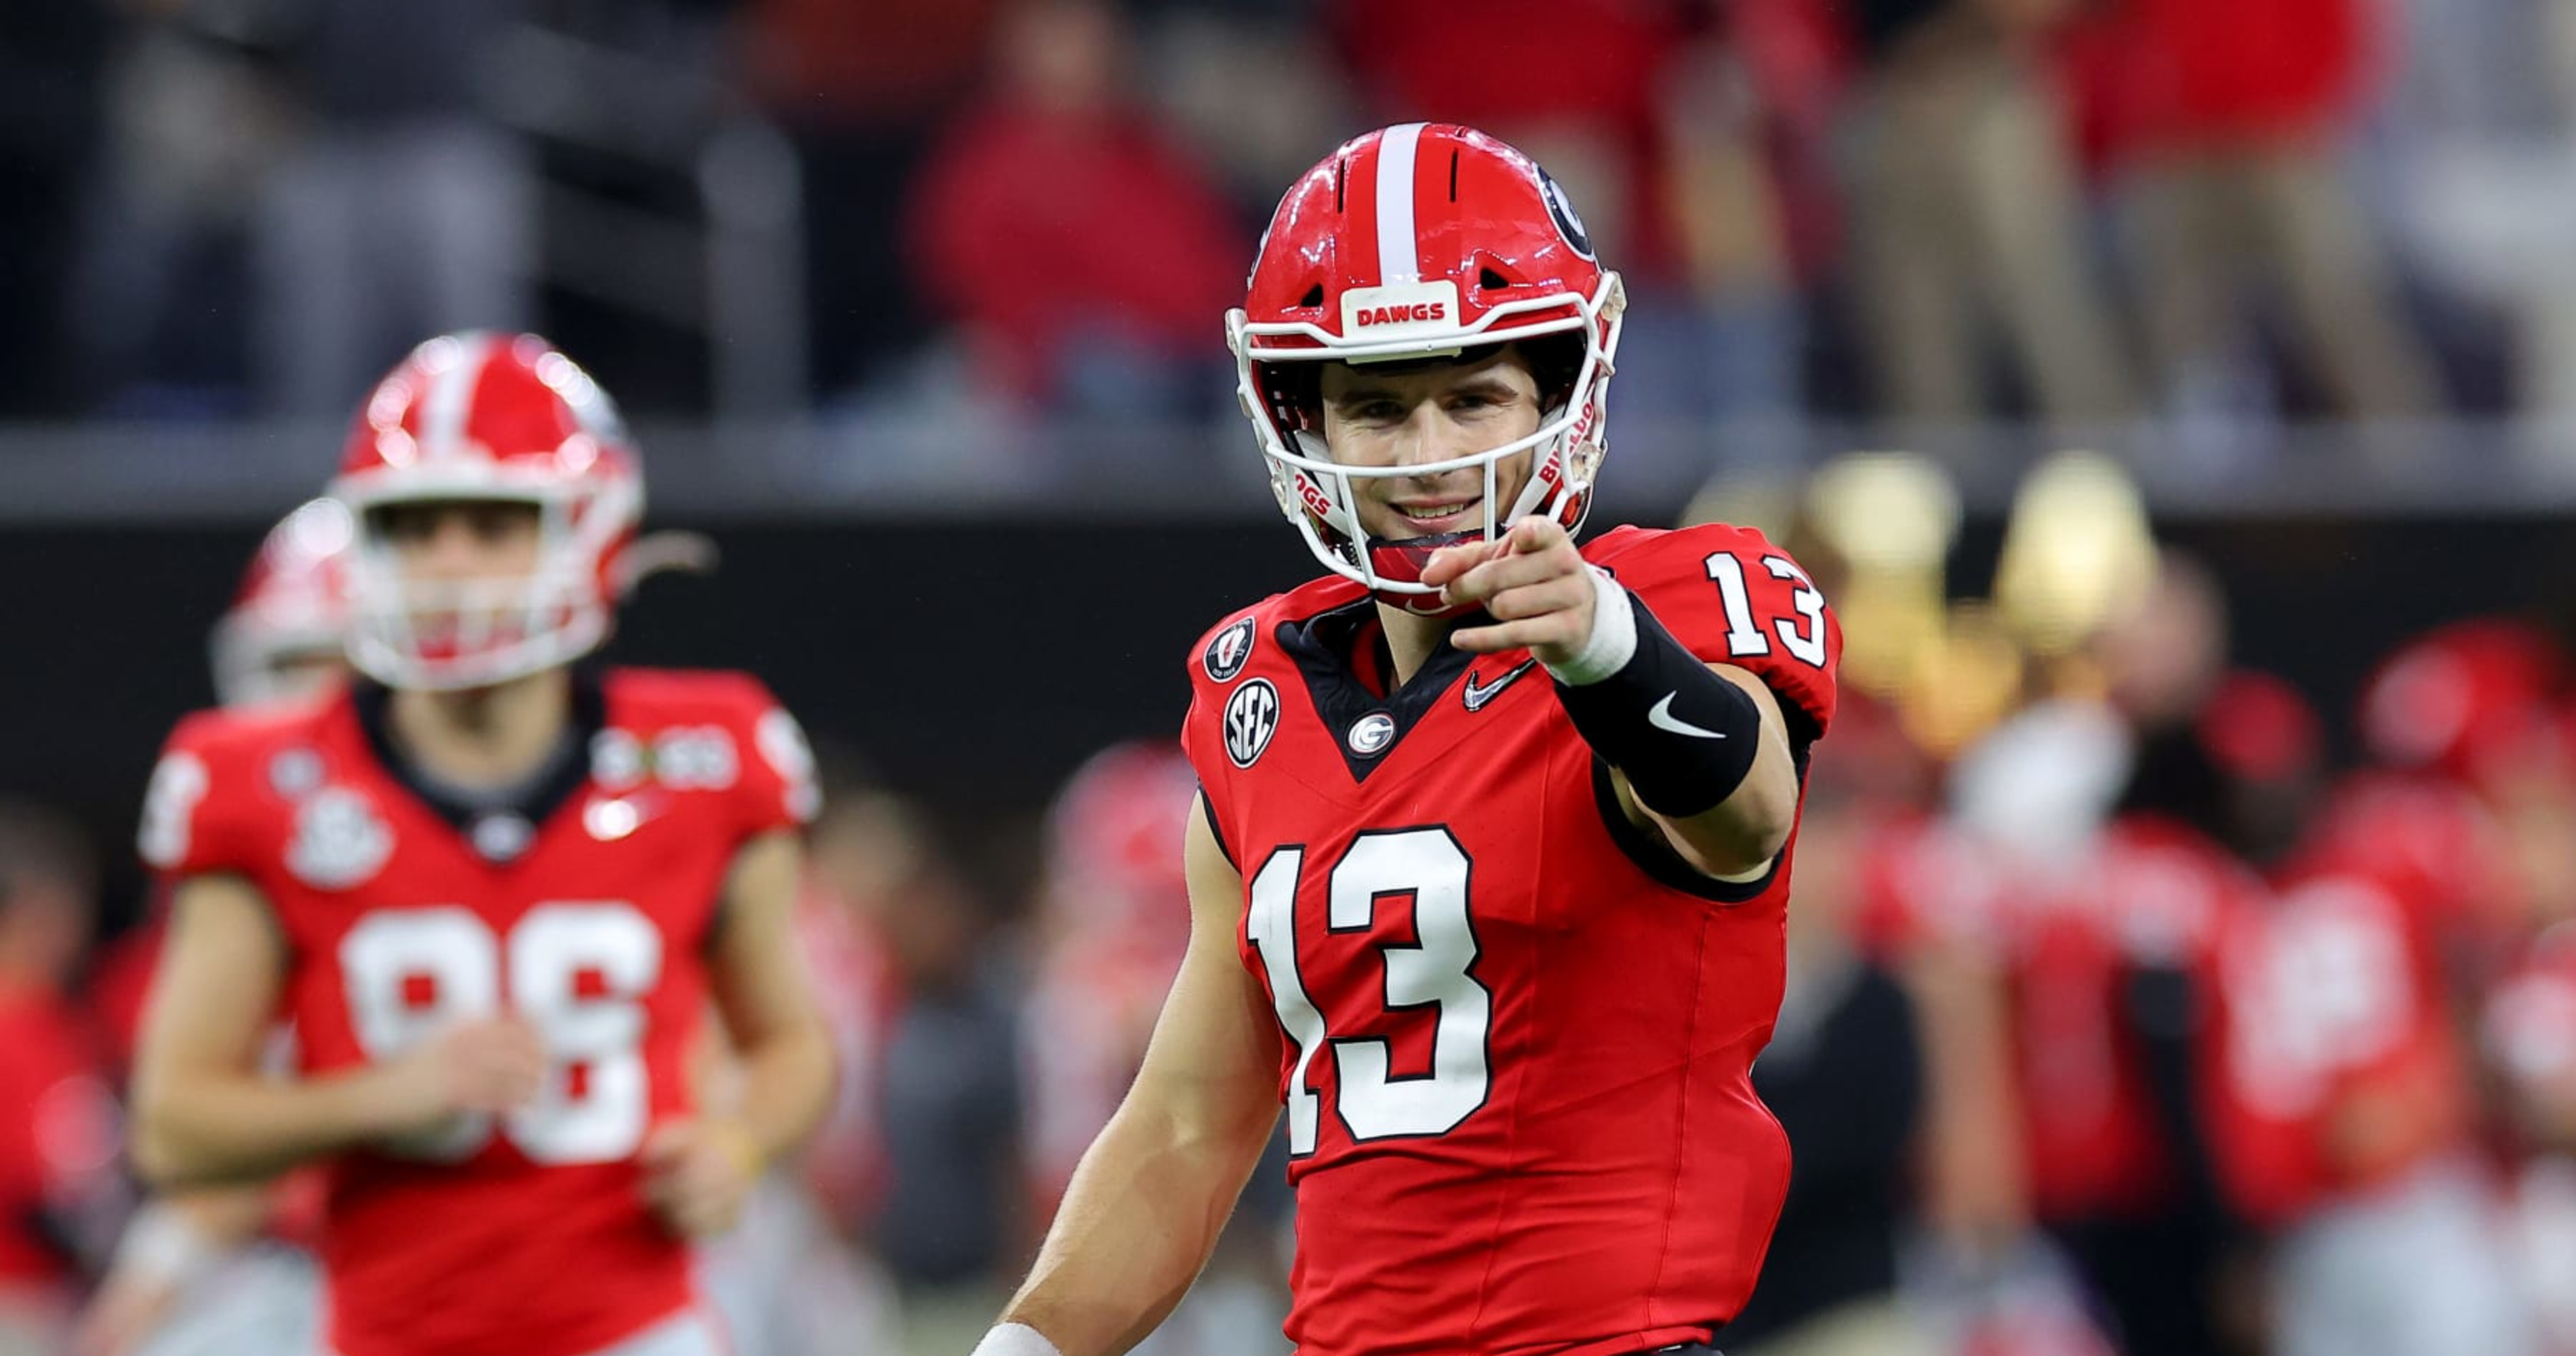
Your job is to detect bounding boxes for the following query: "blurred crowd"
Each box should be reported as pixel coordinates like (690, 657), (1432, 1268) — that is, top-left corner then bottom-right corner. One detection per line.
(1, 452), (2574, 1356)
(11, 0), (2576, 456)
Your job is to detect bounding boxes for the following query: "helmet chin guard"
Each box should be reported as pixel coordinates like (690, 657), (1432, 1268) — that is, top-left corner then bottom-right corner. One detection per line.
(1228, 123), (1626, 607)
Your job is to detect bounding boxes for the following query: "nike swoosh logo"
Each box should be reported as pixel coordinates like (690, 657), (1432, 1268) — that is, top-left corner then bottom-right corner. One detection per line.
(1462, 658), (1539, 712)
(1647, 693), (1727, 739)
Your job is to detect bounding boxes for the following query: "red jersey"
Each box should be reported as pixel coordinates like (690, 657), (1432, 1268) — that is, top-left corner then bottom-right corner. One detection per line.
(1022, 940), (1179, 1212)
(139, 669), (818, 1356)
(795, 880), (898, 1222)
(1864, 812), (2249, 1220)
(1182, 523), (1840, 1356)
(0, 990), (115, 1290)
(2214, 864), (2471, 1208)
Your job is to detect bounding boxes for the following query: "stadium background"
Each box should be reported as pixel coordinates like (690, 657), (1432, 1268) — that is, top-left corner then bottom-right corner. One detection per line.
(7, 0), (2576, 1354)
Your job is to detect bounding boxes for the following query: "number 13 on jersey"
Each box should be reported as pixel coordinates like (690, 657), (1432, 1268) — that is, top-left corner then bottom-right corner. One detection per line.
(1246, 828), (1492, 1156)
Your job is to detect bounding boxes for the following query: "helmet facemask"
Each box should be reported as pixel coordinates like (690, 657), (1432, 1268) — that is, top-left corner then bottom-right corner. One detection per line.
(341, 480), (637, 692)
(1230, 272), (1625, 615)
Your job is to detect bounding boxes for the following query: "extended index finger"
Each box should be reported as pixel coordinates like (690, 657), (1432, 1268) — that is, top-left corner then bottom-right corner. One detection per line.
(1419, 534), (1512, 588)
(1507, 515), (1569, 555)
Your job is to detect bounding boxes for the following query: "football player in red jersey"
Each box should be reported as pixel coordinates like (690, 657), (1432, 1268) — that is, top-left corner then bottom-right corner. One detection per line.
(210, 496), (363, 710)
(79, 498), (357, 1356)
(127, 333), (834, 1356)
(975, 124), (1842, 1356)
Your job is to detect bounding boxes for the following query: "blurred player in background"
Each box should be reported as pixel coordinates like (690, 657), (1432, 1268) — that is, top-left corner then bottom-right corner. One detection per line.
(2227, 623), (2556, 1356)
(0, 805), (121, 1356)
(79, 498), (357, 1356)
(208, 498), (362, 710)
(127, 332), (834, 1356)
(1019, 741), (1289, 1356)
(978, 123), (1840, 1356)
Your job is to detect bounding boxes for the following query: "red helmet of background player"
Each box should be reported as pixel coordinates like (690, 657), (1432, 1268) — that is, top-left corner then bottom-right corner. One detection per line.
(1039, 740), (1198, 957)
(330, 332), (643, 691)
(1228, 123), (1626, 614)
(2356, 618), (2565, 786)
(209, 497), (356, 709)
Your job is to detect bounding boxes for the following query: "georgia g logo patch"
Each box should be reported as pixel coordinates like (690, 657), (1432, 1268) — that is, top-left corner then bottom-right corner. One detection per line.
(1224, 679), (1281, 769)
(1204, 617), (1257, 683)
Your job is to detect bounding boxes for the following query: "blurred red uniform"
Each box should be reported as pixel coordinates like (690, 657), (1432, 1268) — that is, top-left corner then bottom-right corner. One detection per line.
(142, 669), (815, 1356)
(794, 877), (898, 1222)
(1859, 812), (2255, 1220)
(0, 989), (115, 1294)
(1184, 522), (1840, 1356)
(2007, 817), (2247, 1220)
(1020, 742), (1196, 1211)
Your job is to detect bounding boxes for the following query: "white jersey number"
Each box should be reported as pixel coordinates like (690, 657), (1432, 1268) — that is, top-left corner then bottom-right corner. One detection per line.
(1246, 828), (1491, 1155)
(340, 902), (664, 1163)
(1706, 551), (1828, 668)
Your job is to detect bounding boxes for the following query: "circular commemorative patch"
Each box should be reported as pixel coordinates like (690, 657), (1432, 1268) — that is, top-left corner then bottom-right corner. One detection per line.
(1204, 616), (1257, 683)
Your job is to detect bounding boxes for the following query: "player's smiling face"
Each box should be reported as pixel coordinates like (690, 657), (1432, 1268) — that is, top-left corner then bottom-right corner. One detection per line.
(1318, 346), (1542, 542)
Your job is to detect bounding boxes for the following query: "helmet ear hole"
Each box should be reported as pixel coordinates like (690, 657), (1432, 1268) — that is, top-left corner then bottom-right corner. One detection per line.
(1258, 361), (1323, 433)
(1478, 267), (1513, 293)
(1297, 284), (1325, 308)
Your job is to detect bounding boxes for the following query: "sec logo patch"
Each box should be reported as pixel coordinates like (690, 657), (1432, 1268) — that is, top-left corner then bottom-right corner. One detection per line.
(1224, 679), (1281, 768)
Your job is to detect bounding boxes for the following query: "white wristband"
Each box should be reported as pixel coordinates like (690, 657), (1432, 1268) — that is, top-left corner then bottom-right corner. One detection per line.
(971, 1323), (1066, 1356)
(1541, 567), (1639, 687)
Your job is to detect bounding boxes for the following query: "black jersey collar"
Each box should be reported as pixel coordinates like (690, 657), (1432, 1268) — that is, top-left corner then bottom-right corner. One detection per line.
(350, 666), (608, 852)
(1276, 599), (1474, 783)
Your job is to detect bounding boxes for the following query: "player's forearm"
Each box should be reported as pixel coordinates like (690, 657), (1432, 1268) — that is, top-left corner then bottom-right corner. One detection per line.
(724, 1019), (835, 1167)
(1001, 1098), (1274, 1356)
(1651, 671), (1801, 873)
(133, 1064), (405, 1187)
(1549, 580), (1800, 877)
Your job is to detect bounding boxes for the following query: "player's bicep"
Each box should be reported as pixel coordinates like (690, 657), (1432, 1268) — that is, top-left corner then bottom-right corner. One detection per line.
(705, 829), (821, 1047)
(1122, 796), (1281, 1143)
(135, 875), (287, 1090)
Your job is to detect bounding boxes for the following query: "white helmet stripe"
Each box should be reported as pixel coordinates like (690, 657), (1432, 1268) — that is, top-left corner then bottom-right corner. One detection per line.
(1373, 122), (1427, 286)
(420, 333), (499, 462)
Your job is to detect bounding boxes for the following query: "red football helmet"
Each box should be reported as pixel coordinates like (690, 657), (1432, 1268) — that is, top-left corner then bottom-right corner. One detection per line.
(1228, 123), (1626, 610)
(330, 333), (643, 691)
(2358, 618), (2565, 784)
(209, 497), (355, 709)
